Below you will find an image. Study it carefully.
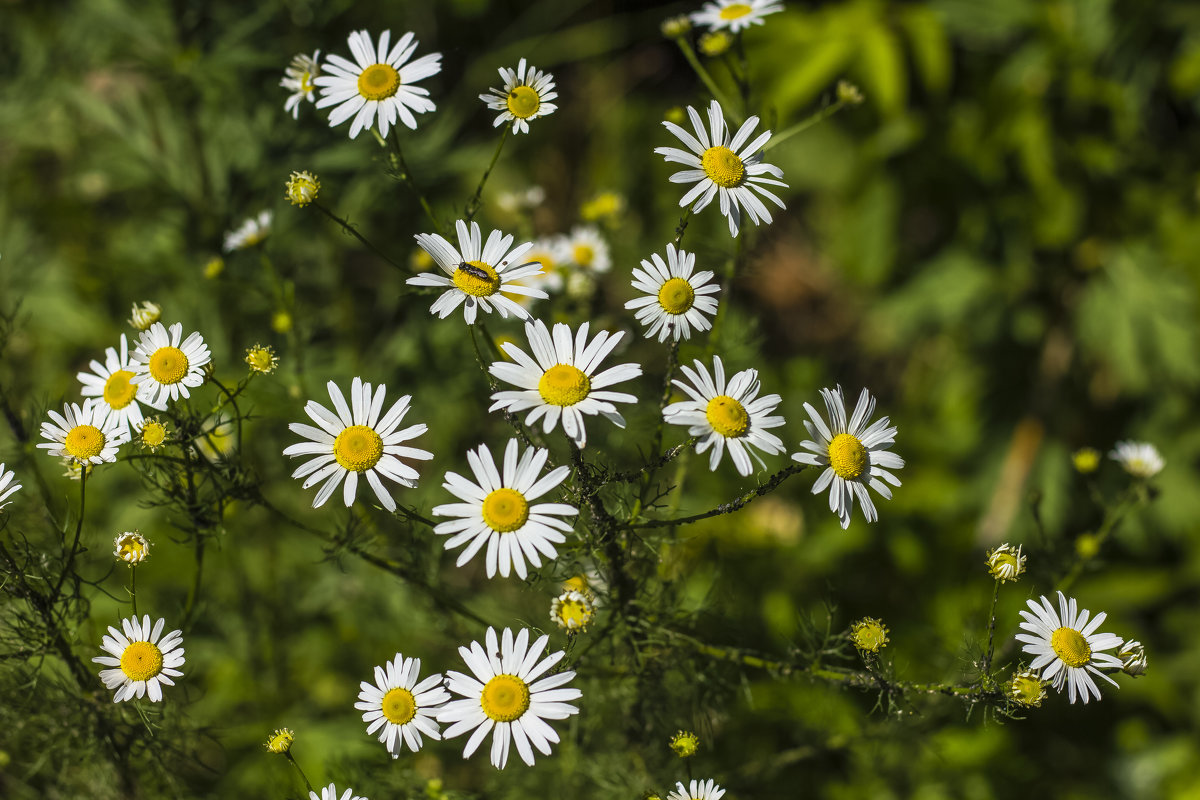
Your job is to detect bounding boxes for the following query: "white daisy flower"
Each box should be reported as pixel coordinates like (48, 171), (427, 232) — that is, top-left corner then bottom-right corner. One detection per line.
(406, 220), (546, 323)
(691, 0), (784, 33)
(37, 399), (127, 466)
(315, 29), (441, 139)
(480, 58), (558, 135)
(223, 210), (272, 252)
(77, 333), (163, 439)
(283, 377), (433, 511)
(565, 225), (611, 274)
(92, 614), (185, 703)
(654, 100), (787, 237)
(791, 386), (903, 529)
(0, 463), (21, 510)
(509, 235), (569, 302)
(625, 243), (720, 342)
(438, 626), (580, 769)
(1016, 591), (1124, 704)
(1109, 440), (1164, 478)
(433, 439), (577, 580)
(355, 653), (449, 757)
(663, 356), (785, 476)
(281, 50), (321, 119)
(667, 779), (727, 800)
(310, 784), (367, 800)
(489, 319), (642, 449)
(129, 322), (212, 406)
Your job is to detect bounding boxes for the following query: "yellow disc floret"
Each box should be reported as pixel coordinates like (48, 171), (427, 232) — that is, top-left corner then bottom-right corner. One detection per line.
(551, 590), (596, 632)
(265, 728), (295, 754)
(538, 364), (591, 406)
(481, 488), (530, 533)
(720, 3), (753, 19)
(701, 145), (745, 188)
(381, 687), (417, 725)
(139, 419), (169, 450)
(850, 617), (889, 653)
(705, 395), (749, 438)
(828, 433), (868, 480)
(103, 370), (138, 409)
(358, 63), (401, 101)
(148, 346), (189, 385)
(1051, 627), (1091, 668)
(658, 277), (696, 314)
(480, 674), (531, 723)
(120, 641), (164, 682)
(506, 85), (541, 119)
(453, 260), (502, 297)
(65, 425), (105, 461)
(573, 244), (595, 267)
(334, 425), (384, 472)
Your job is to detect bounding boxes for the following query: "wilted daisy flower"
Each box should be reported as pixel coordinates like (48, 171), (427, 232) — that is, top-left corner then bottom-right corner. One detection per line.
(438, 627), (581, 769)
(355, 653), (449, 757)
(655, 100), (787, 237)
(281, 50), (321, 119)
(284, 378), (433, 511)
(113, 531), (150, 565)
(0, 463), (20, 510)
(310, 784), (367, 800)
(407, 220), (546, 323)
(224, 210), (272, 252)
(264, 727), (295, 754)
(489, 319), (642, 449)
(480, 58), (558, 135)
(433, 439), (576, 580)
(669, 730), (700, 758)
(667, 779), (726, 800)
(1109, 440), (1164, 478)
(285, 171), (320, 207)
(792, 386), (903, 529)
(1016, 591), (1124, 704)
(986, 543), (1026, 583)
(245, 343), (279, 374)
(1119, 640), (1147, 677)
(38, 400), (127, 466)
(1008, 670), (1047, 708)
(663, 356), (785, 476)
(130, 322), (211, 406)
(128, 301), (161, 331)
(78, 333), (161, 438)
(550, 590), (596, 632)
(565, 225), (611, 274)
(692, 0), (784, 32)
(92, 615), (185, 702)
(625, 243), (720, 342)
(850, 617), (889, 653)
(315, 29), (441, 139)
(138, 417), (169, 451)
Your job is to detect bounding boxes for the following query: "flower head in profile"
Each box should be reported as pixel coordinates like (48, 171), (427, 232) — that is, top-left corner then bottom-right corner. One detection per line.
(285, 171), (320, 207)
(128, 301), (161, 331)
(38, 400), (127, 466)
(130, 322), (212, 406)
(355, 653), (449, 757)
(0, 463), (20, 511)
(315, 29), (441, 138)
(1119, 641), (1147, 677)
(438, 627), (581, 769)
(986, 543), (1026, 583)
(1109, 440), (1163, 478)
(550, 589), (596, 632)
(667, 779), (726, 800)
(489, 319), (642, 449)
(626, 243), (719, 342)
(691, 0), (784, 33)
(281, 50), (321, 119)
(283, 378), (433, 511)
(224, 210), (272, 252)
(1016, 591), (1124, 704)
(407, 221), (546, 323)
(113, 531), (150, 566)
(310, 785), (367, 800)
(92, 615), (185, 702)
(480, 58), (558, 135)
(264, 727), (295, 754)
(655, 100), (787, 237)
(78, 333), (163, 438)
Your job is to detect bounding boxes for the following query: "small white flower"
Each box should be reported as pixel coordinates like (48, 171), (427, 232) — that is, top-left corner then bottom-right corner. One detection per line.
(438, 627), (581, 769)
(281, 50), (321, 119)
(691, 0), (784, 33)
(315, 29), (441, 139)
(480, 58), (558, 134)
(355, 653), (449, 757)
(113, 531), (150, 565)
(489, 319), (642, 449)
(564, 225), (611, 274)
(496, 186), (546, 214)
(309, 784), (367, 800)
(223, 210), (272, 252)
(92, 615), (185, 703)
(504, 235), (569, 307)
(37, 399), (127, 465)
(0, 463), (21, 510)
(1109, 440), (1164, 478)
(78, 333), (163, 439)
(667, 779), (727, 800)
(407, 220), (546, 323)
(1119, 640), (1148, 677)
(625, 243), (719, 342)
(433, 439), (577, 579)
(655, 100), (787, 237)
(1016, 591), (1124, 704)
(129, 322), (212, 406)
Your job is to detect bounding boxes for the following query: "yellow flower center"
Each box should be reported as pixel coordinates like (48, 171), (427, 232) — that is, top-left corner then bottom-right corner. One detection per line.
(1051, 627), (1092, 668)
(333, 425), (384, 472)
(538, 364), (591, 406)
(265, 728), (295, 754)
(116, 534), (149, 563)
(705, 395), (749, 438)
(719, 2), (753, 19)
(480, 674), (531, 723)
(701, 145), (746, 188)
(381, 687), (417, 725)
(828, 433), (868, 480)
(555, 597), (594, 630)
(657, 277), (696, 314)
(573, 244), (595, 267)
(102, 369), (138, 409)
(120, 640), (164, 682)
(140, 421), (168, 448)
(851, 618), (889, 653)
(300, 71), (315, 93)
(481, 488), (530, 533)
(148, 346), (189, 385)
(357, 63), (400, 101)
(64, 424), (105, 461)
(529, 252), (556, 273)
(506, 85), (541, 119)
(452, 260), (501, 297)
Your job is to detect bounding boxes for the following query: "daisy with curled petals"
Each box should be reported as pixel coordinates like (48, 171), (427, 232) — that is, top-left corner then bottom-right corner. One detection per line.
(355, 653), (449, 758)
(283, 377), (433, 511)
(663, 356), (785, 476)
(92, 615), (185, 702)
(480, 58), (558, 135)
(438, 627), (580, 769)
(38, 400), (127, 466)
(129, 322), (211, 406)
(315, 29), (441, 139)
(668, 779), (727, 800)
(407, 220), (546, 323)
(489, 320), (642, 449)
(625, 243), (720, 342)
(792, 386), (903, 529)
(655, 99), (787, 237)
(281, 50), (320, 119)
(78, 333), (163, 438)
(310, 785), (367, 800)
(691, 0), (784, 33)
(0, 463), (20, 510)
(432, 439), (577, 579)
(1017, 591), (1124, 704)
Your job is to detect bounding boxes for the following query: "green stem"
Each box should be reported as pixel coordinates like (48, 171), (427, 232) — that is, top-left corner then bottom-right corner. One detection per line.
(464, 123), (511, 222)
(1058, 483), (1144, 592)
(49, 467), (87, 602)
(629, 340), (680, 522)
(627, 464), (803, 530)
(706, 231), (744, 356)
(982, 579), (1001, 678)
(311, 202), (408, 272)
(673, 209), (692, 247)
(676, 39), (743, 122)
(129, 565), (138, 617)
(389, 131), (445, 234)
(764, 99), (848, 152)
(284, 752), (314, 795)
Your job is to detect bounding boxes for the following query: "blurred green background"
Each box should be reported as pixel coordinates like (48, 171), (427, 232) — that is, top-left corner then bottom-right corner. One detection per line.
(3, 0), (1200, 797)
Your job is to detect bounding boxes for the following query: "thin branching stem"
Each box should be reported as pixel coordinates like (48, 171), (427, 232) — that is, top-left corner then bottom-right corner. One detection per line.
(464, 123), (511, 222)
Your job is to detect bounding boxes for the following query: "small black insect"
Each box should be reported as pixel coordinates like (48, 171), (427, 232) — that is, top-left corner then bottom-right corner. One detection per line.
(457, 262), (490, 280)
